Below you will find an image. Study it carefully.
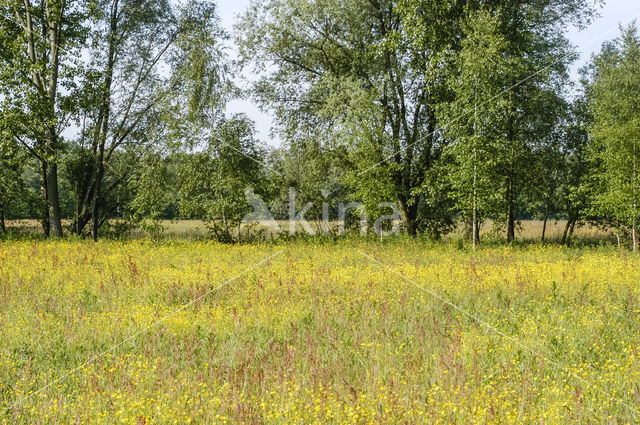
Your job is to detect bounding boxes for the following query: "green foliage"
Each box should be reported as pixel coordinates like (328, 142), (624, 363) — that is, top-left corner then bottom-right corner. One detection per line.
(130, 154), (174, 238)
(177, 115), (266, 242)
(3, 0), (639, 249)
(237, 0), (455, 235)
(436, 9), (512, 227)
(588, 24), (640, 238)
(269, 137), (348, 224)
(0, 135), (28, 224)
(237, 0), (599, 240)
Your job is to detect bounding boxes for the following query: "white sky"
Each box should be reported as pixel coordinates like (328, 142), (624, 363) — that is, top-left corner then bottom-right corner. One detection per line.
(218, 0), (640, 147)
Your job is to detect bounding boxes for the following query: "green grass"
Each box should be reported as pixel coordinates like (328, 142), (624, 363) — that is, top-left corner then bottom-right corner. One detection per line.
(0, 239), (638, 424)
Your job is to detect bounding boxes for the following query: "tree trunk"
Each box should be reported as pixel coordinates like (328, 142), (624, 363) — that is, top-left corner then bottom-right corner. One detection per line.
(45, 6), (63, 238)
(472, 84), (478, 250)
(74, 210), (90, 236)
(634, 144), (637, 252)
(91, 0), (119, 242)
(505, 117), (517, 244)
(398, 198), (417, 236)
(541, 198), (550, 242)
(46, 160), (63, 237)
(222, 208), (231, 241)
(0, 208), (5, 233)
(22, 4), (65, 238)
(506, 177), (515, 244)
(561, 218), (572, 245)
(569, 219), (576, 241)
(507, 207), (515, 243)
(472, 212), (479, 249)
(506, 169), (515, 244)
(74, 181), (93, 236)
(39, 160), (51, 238)
(463, 217), (480, 246)
(91, 156), (105, 241)
(78, 214), (91, 236)
(472, 200), (478, 250)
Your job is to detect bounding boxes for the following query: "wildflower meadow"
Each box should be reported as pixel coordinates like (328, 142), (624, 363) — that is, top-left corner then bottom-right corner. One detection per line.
(0, 239), (638, 424)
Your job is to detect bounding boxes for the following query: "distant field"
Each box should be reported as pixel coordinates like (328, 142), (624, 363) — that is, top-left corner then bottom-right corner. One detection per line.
(5, 219), (616, 243)
(1, 240), (638, 423)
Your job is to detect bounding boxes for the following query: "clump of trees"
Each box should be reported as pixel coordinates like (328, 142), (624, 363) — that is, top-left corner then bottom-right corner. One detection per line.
(0, 0), (230, 239)
(2, 0), (640, 249)
(587, 25), (640, 251)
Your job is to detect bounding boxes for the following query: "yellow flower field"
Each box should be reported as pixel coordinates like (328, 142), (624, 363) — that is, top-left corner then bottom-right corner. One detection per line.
(0, 240), (639, 424)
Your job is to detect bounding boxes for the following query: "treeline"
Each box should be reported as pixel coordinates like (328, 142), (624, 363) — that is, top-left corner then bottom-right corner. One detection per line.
(1, 0), (640, 248)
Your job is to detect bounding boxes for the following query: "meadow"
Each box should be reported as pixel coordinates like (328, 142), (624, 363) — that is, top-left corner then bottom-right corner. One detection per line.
(3, 219), (616, 244)
(0, 239), (639, 424)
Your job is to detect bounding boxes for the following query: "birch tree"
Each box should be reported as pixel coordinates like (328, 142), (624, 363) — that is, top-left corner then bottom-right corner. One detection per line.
(71, 0), (227, 239)
(589, 24), (640, 251)
(436, 9), (511, 249)
(0, 0), (88, 237)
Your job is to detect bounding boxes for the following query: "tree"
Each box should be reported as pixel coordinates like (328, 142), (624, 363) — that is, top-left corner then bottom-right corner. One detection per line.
(177, 115), (267, 243)
(436, 8), (512, 248)
(450, 3), (587, 243)
(0, 133), (28, 233)
(588, 24), (640, 251)
(238, 0), (598, 239)
(237, 0), (464, 236)
(268, 137), (348, 233)
(129, 153), (174, 238)
(492, 3), (579, 244)
(69, 0), (227, 240)
(553, 93), (592, 245)
(0, 0), (89, 237)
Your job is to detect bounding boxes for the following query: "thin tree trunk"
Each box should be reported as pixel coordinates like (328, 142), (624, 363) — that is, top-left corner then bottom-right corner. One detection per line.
(507, 207), (515, 243)
(472, 82), (478, 250)
(506, 177), (515, 243)
(91, 0), (119, 241)
(39, 160), (50, 238)
(26, 10), (46, 237)
(45, 5), (63, 238)
(562, 218), (571, 245)
(472, 179), (478, 249)
(0, 208), (5, 233)
(505, 117), (516, 244)
(91, 155), (105, 241)
(222, 209), (230, 240)
(569, 219), (576, 240)
(46, 159), (63, 237)
(634, 152), (637, 252)
(541, 197), (550, 242)
(73, 181), (90, 235)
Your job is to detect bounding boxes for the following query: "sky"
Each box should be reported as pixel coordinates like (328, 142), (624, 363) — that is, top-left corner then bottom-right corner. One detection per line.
(217, 0), (640, 147)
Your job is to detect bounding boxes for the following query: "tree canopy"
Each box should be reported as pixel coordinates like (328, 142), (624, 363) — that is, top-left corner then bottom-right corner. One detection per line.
(4, 0), (640, 249)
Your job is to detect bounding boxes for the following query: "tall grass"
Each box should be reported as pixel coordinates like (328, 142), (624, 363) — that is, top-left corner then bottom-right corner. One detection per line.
(0, 239), (638, 423)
